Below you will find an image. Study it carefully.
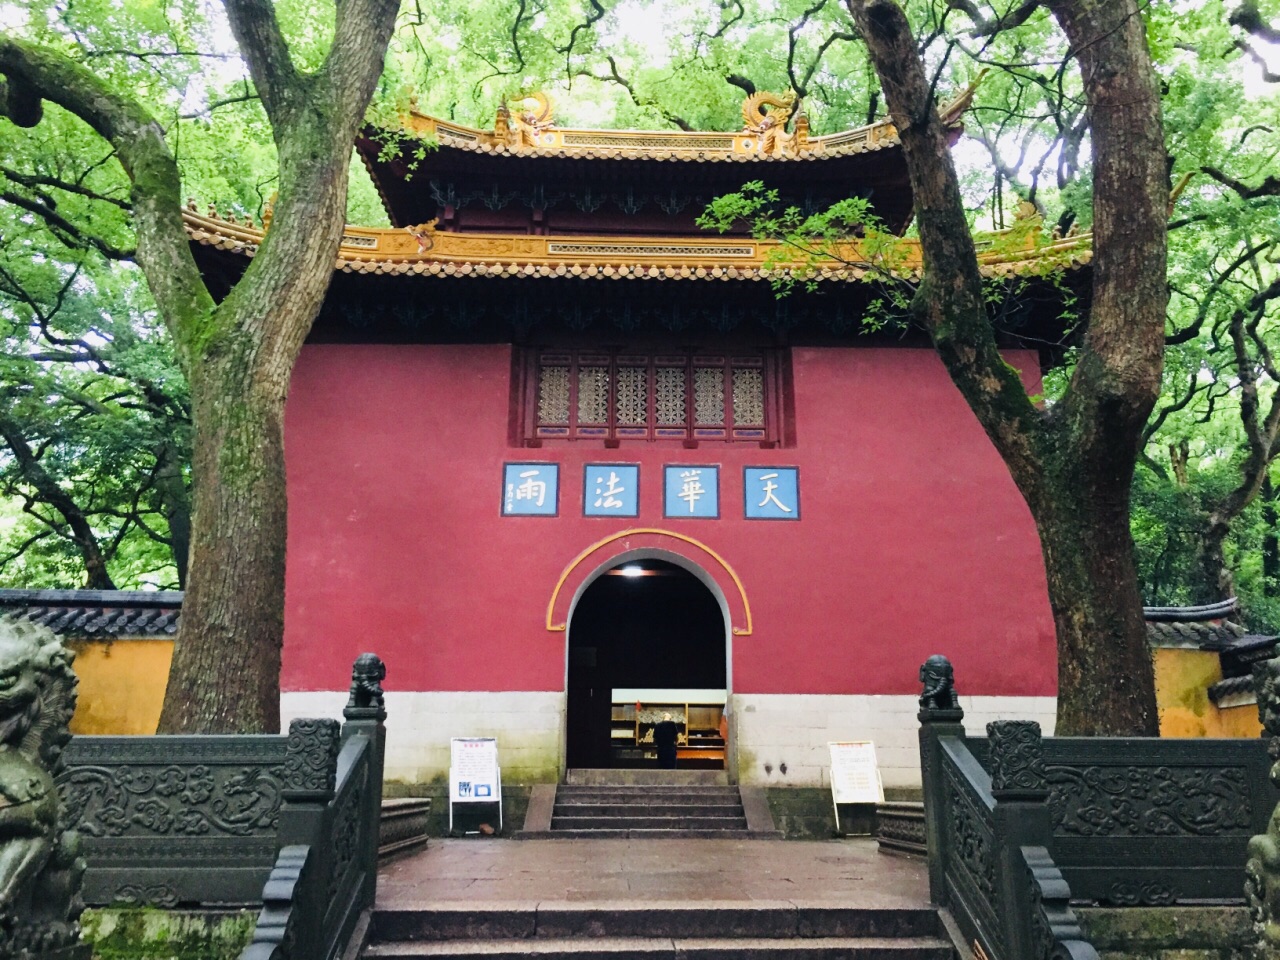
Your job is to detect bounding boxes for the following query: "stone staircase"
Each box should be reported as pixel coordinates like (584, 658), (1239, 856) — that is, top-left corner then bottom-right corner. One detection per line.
(362, 901), (957, 958)
(549, 782), (747, 837)
(518, 769), (781, 839)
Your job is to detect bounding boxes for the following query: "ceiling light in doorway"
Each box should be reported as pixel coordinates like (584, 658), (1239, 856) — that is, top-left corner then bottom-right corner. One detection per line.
(619, 565), (644, 577)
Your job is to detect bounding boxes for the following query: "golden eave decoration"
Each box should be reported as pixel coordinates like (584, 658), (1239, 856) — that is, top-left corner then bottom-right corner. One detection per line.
(381, 86), (975, 163)
(182, 204), (1093, 282)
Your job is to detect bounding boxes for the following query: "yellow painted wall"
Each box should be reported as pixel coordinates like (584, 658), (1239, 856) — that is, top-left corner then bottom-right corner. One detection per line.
(67, 638), (173, 735)
(1152, 646), (1262, 738)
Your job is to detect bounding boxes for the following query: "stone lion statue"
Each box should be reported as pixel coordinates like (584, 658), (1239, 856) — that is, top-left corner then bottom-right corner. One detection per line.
(919, 654), (960, 711)
(0, 616), (85, 958)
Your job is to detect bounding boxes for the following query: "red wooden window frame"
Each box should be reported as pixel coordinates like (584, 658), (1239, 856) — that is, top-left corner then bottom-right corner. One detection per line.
(518, 348), (787, 446)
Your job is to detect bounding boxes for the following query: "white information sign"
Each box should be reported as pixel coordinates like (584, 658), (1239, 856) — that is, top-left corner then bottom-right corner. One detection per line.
(449, 737), (503, 833)
(828, 741), (884, 805)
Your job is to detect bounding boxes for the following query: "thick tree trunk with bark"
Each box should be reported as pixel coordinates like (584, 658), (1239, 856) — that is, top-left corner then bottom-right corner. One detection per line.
(156, 3), (398, 732)
(2, 0), (398, 732)
(1031, 455), (1159, 736)
(846, 0), (1166, 734)
(164, 352), (289, 731)
(154, 439), (191, 588)
(1193, 518), (1236, 606)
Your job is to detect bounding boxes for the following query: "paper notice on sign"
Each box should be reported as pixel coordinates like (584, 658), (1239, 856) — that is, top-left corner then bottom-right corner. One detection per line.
(828, 741), (884, 804)
(450, 738), (500, 803)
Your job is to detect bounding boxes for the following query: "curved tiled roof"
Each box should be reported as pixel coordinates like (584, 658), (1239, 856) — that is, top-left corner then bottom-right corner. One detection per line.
(394, 110), (903, 163)
(184, 207), (1093, 283)
(0, 589), (181, 639)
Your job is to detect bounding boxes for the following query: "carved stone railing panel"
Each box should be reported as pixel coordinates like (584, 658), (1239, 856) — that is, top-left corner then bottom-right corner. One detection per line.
(318, 738), (371, 955)
(1040, 738), (1271, 903)
(939, 739), (1003, 957)
(59, 735), (289, 906)
(239, 653), (387, 960)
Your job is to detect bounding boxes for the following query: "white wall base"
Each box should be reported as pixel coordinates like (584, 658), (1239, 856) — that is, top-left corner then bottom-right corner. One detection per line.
(282, 690), (1055, 788)
(281, 690), (564, 785)
(732, 693), (1057, 788)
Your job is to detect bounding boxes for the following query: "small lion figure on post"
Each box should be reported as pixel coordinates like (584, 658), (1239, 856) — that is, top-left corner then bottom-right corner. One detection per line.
(0, 616), (86, 958)
(919, 654), (960, 711)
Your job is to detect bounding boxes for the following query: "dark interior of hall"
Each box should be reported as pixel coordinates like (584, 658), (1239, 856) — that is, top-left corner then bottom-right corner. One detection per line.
(566, 560), (726, 769)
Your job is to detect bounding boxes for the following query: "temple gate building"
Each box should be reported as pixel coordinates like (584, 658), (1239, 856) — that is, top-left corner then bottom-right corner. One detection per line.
(179, 91), (1091, 789)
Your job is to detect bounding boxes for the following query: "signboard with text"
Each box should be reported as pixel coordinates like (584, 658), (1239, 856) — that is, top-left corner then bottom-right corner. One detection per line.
(450, 737), (500, 802)
(828, 740), (884, 805)
(449, 737), (503, 833)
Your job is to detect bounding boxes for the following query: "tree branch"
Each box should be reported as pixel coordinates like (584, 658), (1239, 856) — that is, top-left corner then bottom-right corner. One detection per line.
(0, 189), (136, 259)
(220, 0), (299, 129)
(580, 57), (695, 130)
(844, 0), (1046, 483)
(0, 410), (117, 588)
(946, 0), (1043, 37)
(1203, 165), (1280, 198)
(0, 34), (215, 370)
(1, 165), (131, 210)
(1230, 0), (1280, 43)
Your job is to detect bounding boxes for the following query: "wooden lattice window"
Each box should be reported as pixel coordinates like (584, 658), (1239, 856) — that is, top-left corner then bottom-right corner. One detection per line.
(521, 349), (785, 444)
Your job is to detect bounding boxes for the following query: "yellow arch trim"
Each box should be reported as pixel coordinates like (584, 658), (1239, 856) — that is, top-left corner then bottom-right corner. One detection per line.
(546, 528), (753, 636)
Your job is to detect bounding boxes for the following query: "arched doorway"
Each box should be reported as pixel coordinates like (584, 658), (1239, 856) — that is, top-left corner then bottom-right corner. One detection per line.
(565, 558), (727, 770)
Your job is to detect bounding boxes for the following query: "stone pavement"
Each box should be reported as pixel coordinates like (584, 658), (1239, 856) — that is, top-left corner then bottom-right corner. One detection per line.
(377, 837), (931, 908)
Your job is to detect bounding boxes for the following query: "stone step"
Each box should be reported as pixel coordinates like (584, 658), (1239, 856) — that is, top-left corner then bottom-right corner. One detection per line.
(556, 787), (741, 800)
(543, 828), (753, 839)
(371, 904), (945, 942)
(565, 769), (729, 787)
(553, 803), (744, 818)
(363, 936), (954, 958)
(551, 815), (748, 831)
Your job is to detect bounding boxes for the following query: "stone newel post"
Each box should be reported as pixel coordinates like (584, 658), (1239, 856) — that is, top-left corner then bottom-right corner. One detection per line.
(917, 653), (964, 906)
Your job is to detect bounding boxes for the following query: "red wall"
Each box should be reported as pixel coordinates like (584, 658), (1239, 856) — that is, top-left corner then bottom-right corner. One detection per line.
(282, 344), (1056, 697)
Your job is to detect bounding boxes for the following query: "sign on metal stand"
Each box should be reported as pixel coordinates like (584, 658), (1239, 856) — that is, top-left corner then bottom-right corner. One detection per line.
(449, 737), (502, 834)
(828, 740), (884, 831)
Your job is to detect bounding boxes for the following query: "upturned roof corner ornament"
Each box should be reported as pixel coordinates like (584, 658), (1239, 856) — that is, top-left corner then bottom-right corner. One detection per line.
(937, 67), (990, 127)
(1246, 656), (1280, 947)
(405, 219), (439, 253)
(0, 616), (88, 958)
(498, 92), (556, 149)
(741, 91), (808, 158)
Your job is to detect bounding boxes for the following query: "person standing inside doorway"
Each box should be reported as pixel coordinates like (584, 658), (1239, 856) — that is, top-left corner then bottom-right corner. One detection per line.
(654, 712), (679, 769)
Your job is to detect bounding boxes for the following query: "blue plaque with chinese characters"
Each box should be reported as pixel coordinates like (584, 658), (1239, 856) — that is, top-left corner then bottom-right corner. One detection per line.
(584, 464), (640, 517)
(744, 466), (800, 520)
(663, 465), (719, 519)
(502, 463), (558, 516)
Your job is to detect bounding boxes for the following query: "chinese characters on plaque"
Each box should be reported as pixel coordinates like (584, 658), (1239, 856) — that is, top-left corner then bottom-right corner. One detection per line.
(663, 465), (720, 519)
(744, 466), (800, 520)
(583, 464), (640, 517)
(502, 463), (559, 516)
(502, 463), (799, 519)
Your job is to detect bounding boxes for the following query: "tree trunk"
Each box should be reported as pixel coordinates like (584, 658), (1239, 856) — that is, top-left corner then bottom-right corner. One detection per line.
(154, 438), (191, 588)
(158, 340), (289, 732)
(1192, 515), (1235, 606)
(1263, 474), (1279, 595)
(1032, 460), (1159, 736)
(845, 0), (1164, 735)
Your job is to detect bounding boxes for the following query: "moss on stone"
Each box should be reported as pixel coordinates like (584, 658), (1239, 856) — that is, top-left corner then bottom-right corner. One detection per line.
(81, 908), (256, 960)
(1077, 905), (1256, 959)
